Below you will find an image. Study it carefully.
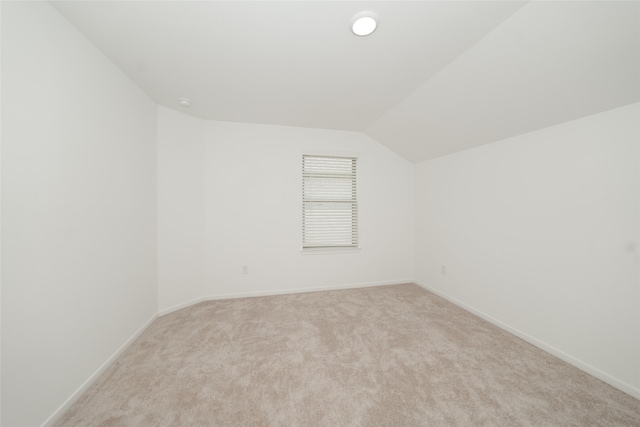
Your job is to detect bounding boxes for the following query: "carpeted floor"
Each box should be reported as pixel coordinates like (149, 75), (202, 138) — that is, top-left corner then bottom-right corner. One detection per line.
(56, 284), (640, 426)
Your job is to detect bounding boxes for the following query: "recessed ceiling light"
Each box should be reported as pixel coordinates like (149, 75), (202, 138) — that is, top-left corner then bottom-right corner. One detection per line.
(351, 13), (377, 37)
(177, 97), (192, 108)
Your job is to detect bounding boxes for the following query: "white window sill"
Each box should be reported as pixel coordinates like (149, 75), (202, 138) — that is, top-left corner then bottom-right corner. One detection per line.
(301, 247), (362, 255)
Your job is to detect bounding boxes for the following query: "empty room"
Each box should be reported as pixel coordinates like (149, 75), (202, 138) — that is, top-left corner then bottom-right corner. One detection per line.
(1, 0), (639, 426)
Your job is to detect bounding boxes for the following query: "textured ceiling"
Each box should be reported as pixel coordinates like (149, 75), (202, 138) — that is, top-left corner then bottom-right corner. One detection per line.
(52, 1), (639, 163)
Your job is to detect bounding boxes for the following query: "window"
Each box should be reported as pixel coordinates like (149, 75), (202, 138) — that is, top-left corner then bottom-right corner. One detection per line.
(302, 155), (358, 249)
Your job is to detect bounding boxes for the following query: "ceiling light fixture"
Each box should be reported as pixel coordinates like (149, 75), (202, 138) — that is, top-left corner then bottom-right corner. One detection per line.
(351, 12), (378, 37)
(177, 97), (192, 108)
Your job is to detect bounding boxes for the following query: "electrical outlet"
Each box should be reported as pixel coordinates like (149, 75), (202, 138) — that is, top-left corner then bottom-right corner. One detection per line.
(241, 265), (249, 274)
(441, 264), (447, 275)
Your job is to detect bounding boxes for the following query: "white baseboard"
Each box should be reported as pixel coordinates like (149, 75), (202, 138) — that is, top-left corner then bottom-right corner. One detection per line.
(40, 313), (158, 427)
(201, 279), (413, 303)
(414, 280), (640, 400)
(158, 295), (205, 316)
(158, 279), (413, 317)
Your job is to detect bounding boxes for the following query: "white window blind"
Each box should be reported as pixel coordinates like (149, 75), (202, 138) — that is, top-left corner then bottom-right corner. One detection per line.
(303, 155), (358, 249)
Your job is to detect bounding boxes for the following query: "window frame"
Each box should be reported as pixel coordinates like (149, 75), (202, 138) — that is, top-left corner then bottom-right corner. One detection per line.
(302, 153), (359, 252)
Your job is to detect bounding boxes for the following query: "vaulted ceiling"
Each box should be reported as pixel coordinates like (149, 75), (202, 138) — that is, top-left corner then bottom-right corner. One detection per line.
(51, 1), (639, 163)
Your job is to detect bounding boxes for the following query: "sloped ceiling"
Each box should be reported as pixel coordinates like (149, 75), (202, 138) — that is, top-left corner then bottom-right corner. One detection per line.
(365, 1), (640, 161)
(51, 1), (639, 163)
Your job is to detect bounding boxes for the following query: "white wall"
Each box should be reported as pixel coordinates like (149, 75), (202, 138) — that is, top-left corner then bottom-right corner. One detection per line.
(157, 112), (415, 312)
(415, 103), (640, 395)
(1, 2), (158, 426)
(157, 115), (414, 311)
(0, 2), (4, 423)
(157, 107), (205, 313)
(203, 121), (414, 297)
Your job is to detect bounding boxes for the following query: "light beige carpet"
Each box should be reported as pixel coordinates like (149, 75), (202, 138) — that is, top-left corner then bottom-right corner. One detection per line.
(56, 284), (640, 426)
